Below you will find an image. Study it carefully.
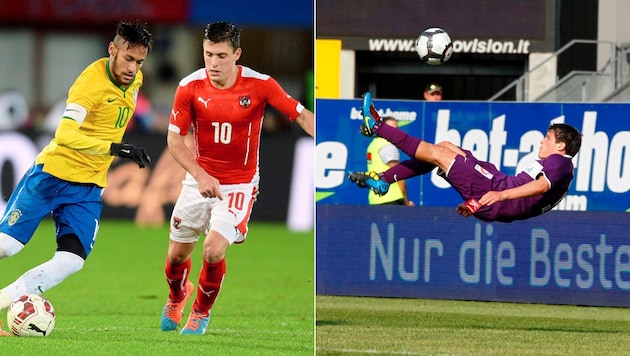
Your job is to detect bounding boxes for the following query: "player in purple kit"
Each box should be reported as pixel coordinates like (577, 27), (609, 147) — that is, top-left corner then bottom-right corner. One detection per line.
(348, 92), (582, 222)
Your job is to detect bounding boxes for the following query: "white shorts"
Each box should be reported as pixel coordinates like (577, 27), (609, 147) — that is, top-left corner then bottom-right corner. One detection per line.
(169, 174), (259, 245)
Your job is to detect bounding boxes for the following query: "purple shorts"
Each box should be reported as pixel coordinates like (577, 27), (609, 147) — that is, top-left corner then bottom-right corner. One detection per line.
(443, 151), (507, 221)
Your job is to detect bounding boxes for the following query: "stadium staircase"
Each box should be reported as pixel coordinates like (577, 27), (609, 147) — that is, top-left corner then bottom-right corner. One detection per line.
(489, 39), (630, 102)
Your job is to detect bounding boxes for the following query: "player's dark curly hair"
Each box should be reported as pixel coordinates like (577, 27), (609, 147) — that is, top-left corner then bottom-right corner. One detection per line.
(203, 21), (241, 50)
(116, 20), (153, 52)
(549, 123), (582, 157)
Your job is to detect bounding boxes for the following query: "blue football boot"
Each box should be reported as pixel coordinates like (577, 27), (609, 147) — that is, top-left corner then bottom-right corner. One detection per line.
(348, 171), (390, 196)
(180, 310), (210, 335)
(360, 92), (382, 137)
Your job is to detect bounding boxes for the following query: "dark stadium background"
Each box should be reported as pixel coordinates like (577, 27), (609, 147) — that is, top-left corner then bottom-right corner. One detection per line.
(0, 0), (314, 224)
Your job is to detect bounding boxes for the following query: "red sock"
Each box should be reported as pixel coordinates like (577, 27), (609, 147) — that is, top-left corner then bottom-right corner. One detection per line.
(193, 258), (226, 314)
(165, 257), (192, 302)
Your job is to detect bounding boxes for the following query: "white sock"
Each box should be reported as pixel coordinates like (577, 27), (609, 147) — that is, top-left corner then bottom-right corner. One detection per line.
(0, 232), (24, 258)
(0, 251), (84, 309)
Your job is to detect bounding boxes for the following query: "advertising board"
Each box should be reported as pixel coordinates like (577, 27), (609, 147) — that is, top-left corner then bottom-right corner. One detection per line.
(317, 204), (630, 307)
(316, 99), (630, 212)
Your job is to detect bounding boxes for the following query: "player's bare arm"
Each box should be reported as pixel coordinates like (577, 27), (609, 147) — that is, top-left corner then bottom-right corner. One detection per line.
(167, 131), (223, 200)
(479, 176), (550, 206)
(295, 109), (314, 137)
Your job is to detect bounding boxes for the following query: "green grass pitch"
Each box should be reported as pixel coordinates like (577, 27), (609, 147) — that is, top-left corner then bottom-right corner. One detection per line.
(0, 219), (314, 355)
(316, 295), (630, 355)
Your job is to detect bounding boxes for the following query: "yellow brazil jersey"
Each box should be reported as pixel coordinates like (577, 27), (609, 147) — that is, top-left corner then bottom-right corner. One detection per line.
(36, 58), (142, 187)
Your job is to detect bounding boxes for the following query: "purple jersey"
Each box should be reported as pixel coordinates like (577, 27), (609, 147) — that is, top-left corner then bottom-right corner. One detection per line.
(444, 151), (574, 222)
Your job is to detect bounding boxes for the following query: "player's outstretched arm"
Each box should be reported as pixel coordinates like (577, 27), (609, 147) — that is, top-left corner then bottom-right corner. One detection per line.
(480, 177), (549, 206)
(295, 109), (314, 137)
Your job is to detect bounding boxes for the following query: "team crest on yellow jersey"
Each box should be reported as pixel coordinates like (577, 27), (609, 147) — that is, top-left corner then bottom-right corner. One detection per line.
(7, 210), (22, 226)
(133, 89), (139, 104)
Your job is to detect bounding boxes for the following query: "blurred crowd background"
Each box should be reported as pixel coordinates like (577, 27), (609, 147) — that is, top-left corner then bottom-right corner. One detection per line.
(0, 0), (313, 134)
(0, 0), (314, 226)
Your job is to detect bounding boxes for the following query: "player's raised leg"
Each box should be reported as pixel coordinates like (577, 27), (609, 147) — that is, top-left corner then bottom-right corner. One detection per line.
(359, 92), (460, 173)
(360, 94), (422, 156)
(360, 92), (383, 137)
(348, 157), (438, 194)
(347, 171), (390, 196)
(360, 92), (424, 159)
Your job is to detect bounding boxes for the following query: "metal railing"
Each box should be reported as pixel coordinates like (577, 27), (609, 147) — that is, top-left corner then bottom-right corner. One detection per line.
(489, 39), (625, 102)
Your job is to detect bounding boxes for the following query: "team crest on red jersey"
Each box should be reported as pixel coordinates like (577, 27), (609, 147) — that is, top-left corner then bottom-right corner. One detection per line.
(239, 95), (251, 108)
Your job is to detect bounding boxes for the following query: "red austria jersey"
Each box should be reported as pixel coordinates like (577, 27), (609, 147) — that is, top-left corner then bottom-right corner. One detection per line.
(169, 65), (304, 184)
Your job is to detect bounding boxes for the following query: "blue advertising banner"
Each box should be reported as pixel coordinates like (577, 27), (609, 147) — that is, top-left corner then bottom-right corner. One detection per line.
(315, 99), (630, 211)
(317, 205), (630, 307)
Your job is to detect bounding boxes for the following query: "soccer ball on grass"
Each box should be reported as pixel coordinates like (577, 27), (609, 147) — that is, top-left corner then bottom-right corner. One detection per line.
(415, 27), (453, 65)
(7, 294), (56, 337)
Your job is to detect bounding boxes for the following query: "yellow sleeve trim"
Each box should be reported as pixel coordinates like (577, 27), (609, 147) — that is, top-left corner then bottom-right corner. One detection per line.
(54, 118), (111, 155)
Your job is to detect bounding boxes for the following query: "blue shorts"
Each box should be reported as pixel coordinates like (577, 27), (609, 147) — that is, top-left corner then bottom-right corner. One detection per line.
(0, 164), (103, 257)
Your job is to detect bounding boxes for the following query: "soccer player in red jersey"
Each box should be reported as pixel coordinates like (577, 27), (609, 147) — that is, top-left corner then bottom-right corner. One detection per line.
(160, 22), (313, 335)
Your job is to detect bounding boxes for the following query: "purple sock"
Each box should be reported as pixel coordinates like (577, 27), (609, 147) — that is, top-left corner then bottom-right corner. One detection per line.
(381, 159), (436, 183)
(375, 123), (423, 158)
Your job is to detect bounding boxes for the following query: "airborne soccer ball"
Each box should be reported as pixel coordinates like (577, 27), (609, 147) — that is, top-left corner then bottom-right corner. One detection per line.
(7, 294), (56, 337)
(415, 28), (453, 65)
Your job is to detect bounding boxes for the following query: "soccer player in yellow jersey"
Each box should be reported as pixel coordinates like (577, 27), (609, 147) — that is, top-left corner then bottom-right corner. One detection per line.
(0, 21), (153, 336)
